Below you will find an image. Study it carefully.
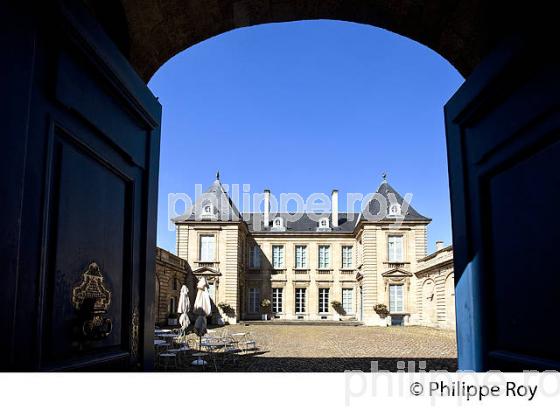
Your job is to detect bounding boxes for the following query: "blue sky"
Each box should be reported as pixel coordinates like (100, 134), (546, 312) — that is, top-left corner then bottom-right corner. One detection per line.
(148, 20), (464, 254)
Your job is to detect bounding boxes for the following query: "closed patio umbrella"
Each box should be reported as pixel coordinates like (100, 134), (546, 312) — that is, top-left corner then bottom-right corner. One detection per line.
(177, 285), (190, 336)
(192, 277), (212, 366)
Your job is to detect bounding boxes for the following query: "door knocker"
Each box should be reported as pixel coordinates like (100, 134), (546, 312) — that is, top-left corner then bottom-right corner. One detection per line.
(72, 262), (113, 340)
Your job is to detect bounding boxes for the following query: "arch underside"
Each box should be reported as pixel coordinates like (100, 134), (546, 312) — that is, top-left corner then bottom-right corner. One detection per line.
(89, 0), (497, 81)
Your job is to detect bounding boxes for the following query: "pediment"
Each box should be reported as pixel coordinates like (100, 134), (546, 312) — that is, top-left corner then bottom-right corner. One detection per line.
(192, 266), (222, 276)
(381, 268), (413, 278)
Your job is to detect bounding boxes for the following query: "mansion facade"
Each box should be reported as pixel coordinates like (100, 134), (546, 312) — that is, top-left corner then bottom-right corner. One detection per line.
(170, 176), (455, 328)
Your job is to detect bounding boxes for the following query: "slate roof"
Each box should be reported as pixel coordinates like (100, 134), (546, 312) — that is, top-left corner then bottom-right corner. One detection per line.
(243, 212), (360, 233)
(362, 180), (431, 222)
(174, 178), (430, 231)
(172, 177), (242, 223)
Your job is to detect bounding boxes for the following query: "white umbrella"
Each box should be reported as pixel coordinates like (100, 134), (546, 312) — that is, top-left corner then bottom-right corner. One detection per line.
(193, 277), (212, 317)
(177, 285), (190, 335)
(192, 277), (212, 366)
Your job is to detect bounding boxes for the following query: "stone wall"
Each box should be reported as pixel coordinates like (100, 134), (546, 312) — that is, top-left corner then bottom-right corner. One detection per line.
(154, 247), (195, 326)
(174, 220), (450, 327)
(176, 223), (243, 324)
(414, 246), (455, 329)
(244, 233), (359, 321)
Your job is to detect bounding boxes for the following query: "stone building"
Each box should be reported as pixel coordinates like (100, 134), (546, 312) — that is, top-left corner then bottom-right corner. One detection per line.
(154, 247), (195, 326)
(173, 175), (455, 328)
(414, 243), (455, 329)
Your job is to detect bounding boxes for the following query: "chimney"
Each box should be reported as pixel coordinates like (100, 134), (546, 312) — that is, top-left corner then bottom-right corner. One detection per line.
(435, 240), (444, 251)
(264, 189), (270, 229)
(331, 189), (339, 228)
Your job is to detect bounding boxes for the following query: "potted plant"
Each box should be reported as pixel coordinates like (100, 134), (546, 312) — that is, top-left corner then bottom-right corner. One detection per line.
(167, 312), (179, 326)
(218, 302), (234, 324)
(260, 298), (271, 320)
(373, 304), (390, 325)
(331, 300), (343, 320)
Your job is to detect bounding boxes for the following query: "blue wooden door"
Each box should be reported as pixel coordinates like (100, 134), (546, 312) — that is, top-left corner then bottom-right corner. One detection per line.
(0, 1), (160, 370)
(446, 37), (560, 371)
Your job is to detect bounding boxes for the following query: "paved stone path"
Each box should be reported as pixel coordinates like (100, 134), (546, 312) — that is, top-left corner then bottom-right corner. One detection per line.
(159, 324), (457, 372)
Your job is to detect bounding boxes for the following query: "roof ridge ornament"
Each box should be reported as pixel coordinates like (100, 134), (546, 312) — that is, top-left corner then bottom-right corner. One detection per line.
(382, 171), (388, 183)
(216, 170), (220, 181)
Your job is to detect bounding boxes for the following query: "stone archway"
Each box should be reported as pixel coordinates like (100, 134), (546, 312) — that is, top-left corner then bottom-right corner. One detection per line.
(84, 0), (540, 82)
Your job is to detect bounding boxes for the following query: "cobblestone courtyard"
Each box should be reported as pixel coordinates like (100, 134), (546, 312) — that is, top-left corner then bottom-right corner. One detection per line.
(168, 324), (457, 372)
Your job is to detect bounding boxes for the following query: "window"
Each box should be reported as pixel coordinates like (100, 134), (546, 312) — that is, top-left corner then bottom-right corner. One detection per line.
(249, 245), (261, 268)
(388, 235), (403, 262)
(389, 285), (404, 312)
(199, 234), (215, 262)
(248, 288), (260, 314)
(342, 246), (353, 268)
(168, 297), (176, 314)
(388, 203), (401, 216)
(342, 288), (353, 314)
(272, 245), (284, 269)
(318, 217), (329, 229)
(172, 277), (178, 291)
(272, 288), (283, 313)
(317, 217), (331, 231)
(295, 245), (307, 269)
(202, 202), (213, 217)
(318, 288), (330, 314)
(272, 217), (286, 231)
(318, 245), (330, 269)
(295, 288), (306, 313)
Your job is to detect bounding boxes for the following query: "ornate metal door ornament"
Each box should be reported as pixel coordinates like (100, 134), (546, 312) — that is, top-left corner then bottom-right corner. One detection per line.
(72, 262), (113, 339)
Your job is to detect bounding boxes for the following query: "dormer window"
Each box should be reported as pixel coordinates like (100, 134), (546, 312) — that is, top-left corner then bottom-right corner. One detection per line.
(316, 217), (331, 231)
(388, 203), (401, 216)
(201, 202), (213, 217)
(271, 217), (286, 231)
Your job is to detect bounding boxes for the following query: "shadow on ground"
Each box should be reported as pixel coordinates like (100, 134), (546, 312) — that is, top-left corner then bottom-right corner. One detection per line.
(162, 352), (457, 372)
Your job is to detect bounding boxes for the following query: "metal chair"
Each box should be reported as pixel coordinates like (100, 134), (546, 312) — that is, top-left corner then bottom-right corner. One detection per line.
(239, 333), (257, 354)
(158, 352), (177, 370)
(222, 337), (241, 366)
